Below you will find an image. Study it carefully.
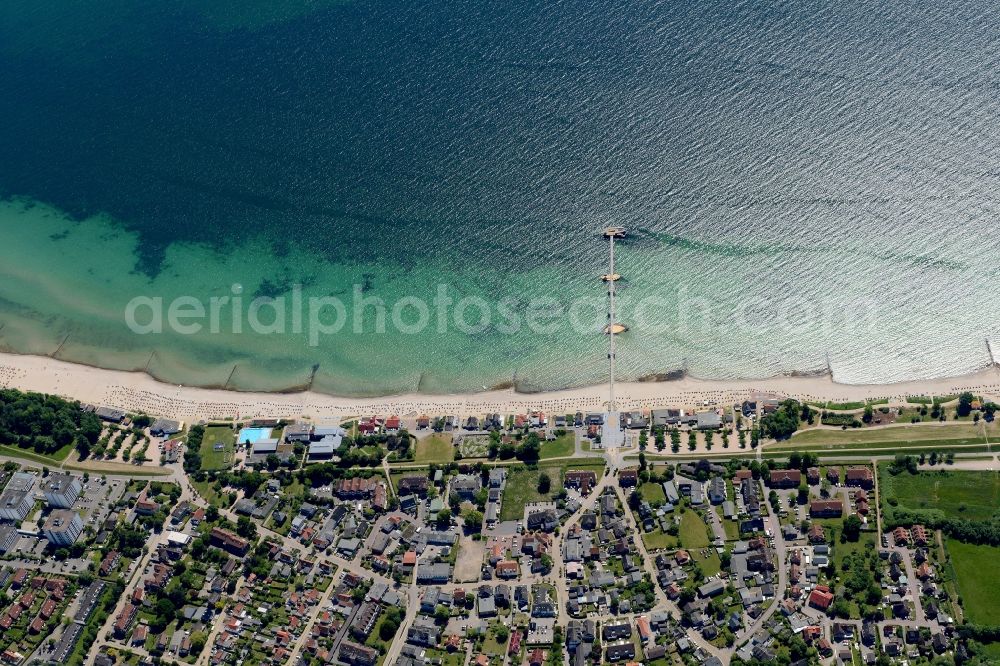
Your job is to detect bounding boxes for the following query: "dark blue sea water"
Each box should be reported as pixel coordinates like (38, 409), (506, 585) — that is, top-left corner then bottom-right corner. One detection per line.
(0, 0), (998, 395)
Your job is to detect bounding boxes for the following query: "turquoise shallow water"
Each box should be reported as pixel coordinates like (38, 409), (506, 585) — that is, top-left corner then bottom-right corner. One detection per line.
(0, 0), (998, 395)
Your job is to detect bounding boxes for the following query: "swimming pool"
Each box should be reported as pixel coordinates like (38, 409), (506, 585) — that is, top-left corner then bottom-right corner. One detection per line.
(237, 427), (272, 445)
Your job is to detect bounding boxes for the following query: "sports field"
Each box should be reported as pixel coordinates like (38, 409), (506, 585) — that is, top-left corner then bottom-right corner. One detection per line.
(199, 425), (236, 470)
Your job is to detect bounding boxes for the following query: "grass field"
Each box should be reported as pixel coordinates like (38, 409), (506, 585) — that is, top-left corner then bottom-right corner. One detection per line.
(199, 426), (235, 470)
(976, 642), (1000, 662)
(424, 649), (464, 666)
(694, 549), (722, 577)
(499, 460), (605, 521)
(946, 538), (1000, 625)
(639, 483), (666, 503)
(499, 466), (555, 521)
(539, 433), (575, 460)
(779, 422), (993, 448)
(832, 531), (877, 572)
(192, 479), (230, 508)
(880, 465), (1000, 522)
(772, 441), (990, 457)
(678, 510), (711, 549)
(907, 395), (958, 405)
(641, 529), (678, 551)
(414, 434), (454, 464)
(0, 443), (73, 466)
(809, 401), (866, 411)
(482, 623), (510, 656)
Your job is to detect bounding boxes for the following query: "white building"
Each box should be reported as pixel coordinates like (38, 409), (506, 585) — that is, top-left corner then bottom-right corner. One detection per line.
(167, 531), (192, 547)
(0, 472), (36, 522)
(42, 509), (84, 546)
(41, 473), (82, 509)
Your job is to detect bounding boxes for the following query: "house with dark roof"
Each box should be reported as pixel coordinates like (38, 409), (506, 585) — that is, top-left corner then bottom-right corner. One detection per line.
(407, 617), (441, 647)
(564, 471), (598, 495)
(594, 620), (625, 641)
(708, 477), (727, 504)
(526, 509), (558, 532)
(845, 467), (874, 489)
(149, 419), (182, 437)
(769, 470), (801, 488)
(339, 641), (378, 666)
(698, 579), (726, 598)
(618, 469), (638, 488)
(810, 500), (843, 518)
(450, 475), (481, 499)
(605, 642), (635, 662)
(398, 476), (428, 496)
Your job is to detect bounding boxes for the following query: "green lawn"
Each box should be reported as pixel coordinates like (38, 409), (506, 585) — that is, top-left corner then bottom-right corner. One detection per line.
(192, 479), (230, 508)
(808, 401), (867, 411)
(414, 434), (454, 464)
(947, 538), (1000, 625)
(780, 422), (993, 447)
(905, 395), (958, 406)
(641, 529), (678, 551)
(0, 443), (73, 465)
(539, 433), (575, 460)
(481, 623), (509, 656)
(199, 426), (235, 470)
(499, 467), (550, 522)
(639, 482), (666, 503)
(425, 649), (464, 666)
(283, 477), (306, 498)
(975, 641), (1000, 662)
(499, 460), (605, 521)
(694, 550), (722, 577)
(832, 531), (877, 572)
(678, 510), (711, 549)
(880, 465), (1000, 522)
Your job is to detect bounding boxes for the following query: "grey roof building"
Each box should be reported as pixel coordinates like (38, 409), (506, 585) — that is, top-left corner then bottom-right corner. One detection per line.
(698, 579), (726, 598)
(149, 419), (182, 436)
(0, 472), (36, 522)
(708, 477), (727, 505)
(696, 411), (722, 429)
(416, 563), (452, 584)
(41, 473), (82, 509)
(0, 523), (18, 554)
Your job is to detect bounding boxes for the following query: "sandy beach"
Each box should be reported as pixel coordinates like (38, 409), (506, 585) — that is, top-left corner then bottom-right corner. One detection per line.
(1, 351), (999, 422)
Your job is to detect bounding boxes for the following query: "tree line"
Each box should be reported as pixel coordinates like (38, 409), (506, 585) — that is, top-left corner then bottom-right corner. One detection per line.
(0, 387), (103, 457)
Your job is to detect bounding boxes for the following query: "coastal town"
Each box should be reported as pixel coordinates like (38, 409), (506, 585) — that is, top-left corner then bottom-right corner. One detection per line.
(4, 2), (999, 666)
(0, 380), (998, 666)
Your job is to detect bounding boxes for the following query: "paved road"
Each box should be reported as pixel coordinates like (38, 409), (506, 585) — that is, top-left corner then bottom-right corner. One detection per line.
(736, 494), (786, 649)
(284, 578), (338, 665)
(194, 575), (247, 666)
(87, 469), (197, 665)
